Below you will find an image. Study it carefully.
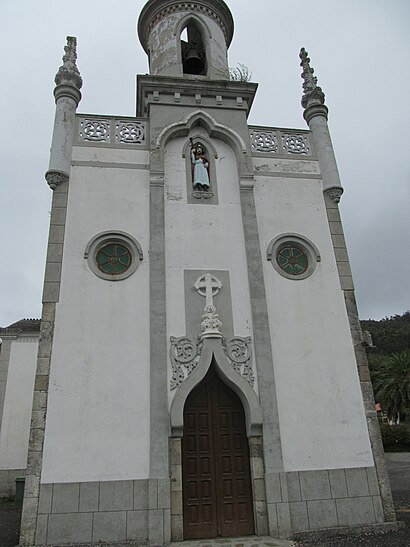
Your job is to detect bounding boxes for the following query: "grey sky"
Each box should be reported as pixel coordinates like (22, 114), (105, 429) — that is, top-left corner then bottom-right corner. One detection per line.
(1, 0), (409, 325)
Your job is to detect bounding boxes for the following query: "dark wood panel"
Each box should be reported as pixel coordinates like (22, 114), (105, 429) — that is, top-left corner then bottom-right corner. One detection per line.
(182, 366), (254, 539)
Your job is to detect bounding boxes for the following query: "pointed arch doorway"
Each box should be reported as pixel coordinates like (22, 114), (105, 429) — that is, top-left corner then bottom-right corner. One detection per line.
(182, 365), (255, 539)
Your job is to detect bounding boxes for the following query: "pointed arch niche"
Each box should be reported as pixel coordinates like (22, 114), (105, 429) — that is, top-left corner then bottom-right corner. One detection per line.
(156, 110), (248, 160)
(169, 337), (267, 540)
(155, 110), (253, 204)
(183, 132), (218, 204)
(178, 16), (209, 76)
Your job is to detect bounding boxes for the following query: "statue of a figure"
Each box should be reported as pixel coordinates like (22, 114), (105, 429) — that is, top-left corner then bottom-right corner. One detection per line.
(190, 138), (210, 191)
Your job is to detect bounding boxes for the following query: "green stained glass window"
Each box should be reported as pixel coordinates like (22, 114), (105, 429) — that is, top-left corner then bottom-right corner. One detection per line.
(96, 243), (132, 275)
(276, 245), (308, 276)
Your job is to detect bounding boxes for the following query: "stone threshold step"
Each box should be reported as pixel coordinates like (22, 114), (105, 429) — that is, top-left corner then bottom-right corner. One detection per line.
(169, 536), (295, 547)
(25, 537), (295, 547)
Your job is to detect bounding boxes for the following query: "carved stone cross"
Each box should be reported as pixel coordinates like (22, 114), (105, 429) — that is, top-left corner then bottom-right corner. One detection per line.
(194, 273), (222, 307)
(194, 274), (223, 338)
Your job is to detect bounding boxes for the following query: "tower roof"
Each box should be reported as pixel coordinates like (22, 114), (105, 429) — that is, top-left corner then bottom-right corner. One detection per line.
(138, 0), (234, 54)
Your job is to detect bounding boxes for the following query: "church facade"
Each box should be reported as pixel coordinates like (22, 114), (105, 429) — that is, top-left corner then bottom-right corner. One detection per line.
(16, 0), (396, 544)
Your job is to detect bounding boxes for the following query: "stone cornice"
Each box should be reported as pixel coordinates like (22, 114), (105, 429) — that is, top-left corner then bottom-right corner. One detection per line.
(138, 0), (234, 53)
(136, 74), (257, 117)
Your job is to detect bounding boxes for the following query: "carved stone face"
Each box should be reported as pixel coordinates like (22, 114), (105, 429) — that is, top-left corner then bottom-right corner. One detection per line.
(196, 146), (203, 156)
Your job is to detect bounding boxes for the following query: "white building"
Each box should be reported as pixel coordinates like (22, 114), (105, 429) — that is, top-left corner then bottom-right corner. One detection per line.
(1, 0), (397, 544)
(0, 320), (39, 498)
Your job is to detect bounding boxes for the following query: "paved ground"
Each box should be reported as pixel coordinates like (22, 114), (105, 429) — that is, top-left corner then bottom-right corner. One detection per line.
(1, 453), (409, 547)
(0, 499), (21, 547)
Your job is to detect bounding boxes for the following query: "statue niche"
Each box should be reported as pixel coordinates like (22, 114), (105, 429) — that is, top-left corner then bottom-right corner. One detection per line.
(190, 138), (211, 198)
(181, 21), (206, 76)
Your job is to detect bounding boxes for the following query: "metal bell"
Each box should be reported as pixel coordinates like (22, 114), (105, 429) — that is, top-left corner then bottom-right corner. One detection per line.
(183, 46), (205, 75)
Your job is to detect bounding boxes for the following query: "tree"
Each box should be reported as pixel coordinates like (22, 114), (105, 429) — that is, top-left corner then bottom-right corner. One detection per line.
(372, 351), (410, 423)
(361, 311), (410, 357)
(229, 63), (252, 82)
(218, 64), (253, 82)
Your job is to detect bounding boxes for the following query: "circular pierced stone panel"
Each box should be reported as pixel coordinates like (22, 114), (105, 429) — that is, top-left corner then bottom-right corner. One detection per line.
(267, 233), (320, 280)
(84, 231), (143, 281)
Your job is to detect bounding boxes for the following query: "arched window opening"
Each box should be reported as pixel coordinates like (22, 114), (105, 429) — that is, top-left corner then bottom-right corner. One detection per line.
(180, 21), (206, 75)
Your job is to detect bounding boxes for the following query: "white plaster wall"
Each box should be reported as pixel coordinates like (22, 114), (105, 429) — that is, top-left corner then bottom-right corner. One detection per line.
(165, 137), (257, 408)
(254, 176), (373, 471)
(72, 147), (149, 166)
(42, 147), (150, 483)
(0, 339), (37, 469)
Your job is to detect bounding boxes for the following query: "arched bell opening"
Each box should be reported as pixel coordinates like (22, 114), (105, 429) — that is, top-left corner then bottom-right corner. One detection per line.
(180, 20), (207, 76)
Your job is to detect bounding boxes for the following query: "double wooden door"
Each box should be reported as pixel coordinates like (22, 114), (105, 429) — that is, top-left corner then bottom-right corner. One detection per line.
(182, 367), (254, 539)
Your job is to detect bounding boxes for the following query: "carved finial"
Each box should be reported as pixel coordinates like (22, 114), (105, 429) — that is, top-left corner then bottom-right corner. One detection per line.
(200, 304), (222, 338)
(300, 47), (325, 109)
(55, 36), (83, 89)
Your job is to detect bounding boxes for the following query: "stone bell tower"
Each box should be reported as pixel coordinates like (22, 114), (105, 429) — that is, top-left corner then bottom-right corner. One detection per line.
(20, 0), (396, 545)
(138, 0), (233, 78)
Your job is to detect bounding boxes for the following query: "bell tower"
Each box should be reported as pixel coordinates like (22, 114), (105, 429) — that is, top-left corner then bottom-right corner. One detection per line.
(138, 0), (233, 78)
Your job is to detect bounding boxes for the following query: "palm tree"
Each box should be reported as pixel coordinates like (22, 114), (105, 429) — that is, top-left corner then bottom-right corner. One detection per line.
(372, 351), (410, 424)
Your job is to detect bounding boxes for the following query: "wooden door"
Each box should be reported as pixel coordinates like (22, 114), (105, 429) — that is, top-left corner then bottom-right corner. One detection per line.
(182, 367), (254, 539)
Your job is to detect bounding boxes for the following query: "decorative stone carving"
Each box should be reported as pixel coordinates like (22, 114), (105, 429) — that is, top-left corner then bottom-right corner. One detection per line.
(326, 187), (344, 203)
(194, 273), (223, 338)
(77, 118), (148, 147)
(282, 134), (310, 155)
(200, 304), (222, 338)
(55, 36), (83, 90)
(192, 190), (214, 200)
(223, 336), (255, 387)
(169, 271), (255, 390)
(45, 170), (69, 190)
(194, 274), (222, 299)
(169, 335), (255, 390)
(170, 336), (202, 390)
(80, 119), (110, 142)
(115, 121), (146, 144)
(300, 47), (325, 109)
(249, 130), (278, 153)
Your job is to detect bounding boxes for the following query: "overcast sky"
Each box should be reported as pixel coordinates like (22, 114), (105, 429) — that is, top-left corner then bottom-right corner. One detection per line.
(1, 0), (409, 326)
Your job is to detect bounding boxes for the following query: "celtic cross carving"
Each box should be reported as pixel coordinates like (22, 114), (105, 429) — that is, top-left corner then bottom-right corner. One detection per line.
(194, 274), (223, 338)
(78, 118), (147, 146)
(115, 121), (146, 144)
(282, 134), (310, 155)
(249, 130), (279, 153)
(80, 119), (110, 142)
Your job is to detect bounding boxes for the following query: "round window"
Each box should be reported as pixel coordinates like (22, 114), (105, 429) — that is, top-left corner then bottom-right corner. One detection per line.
(96, 243), (132, 276)
(84, 231), (143, 281)
(276, 245), (308, 276)
(267, 234), (320, 280)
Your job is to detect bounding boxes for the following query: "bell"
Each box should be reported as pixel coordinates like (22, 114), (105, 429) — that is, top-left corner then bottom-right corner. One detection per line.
(183, 47), (205, 75)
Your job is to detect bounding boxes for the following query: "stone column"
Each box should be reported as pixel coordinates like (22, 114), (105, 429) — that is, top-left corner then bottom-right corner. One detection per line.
(19, 37), (82, 546)
(300, 47), (395, 523)
(45, 36), (82, 190)
(300, 47), (343, 204)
